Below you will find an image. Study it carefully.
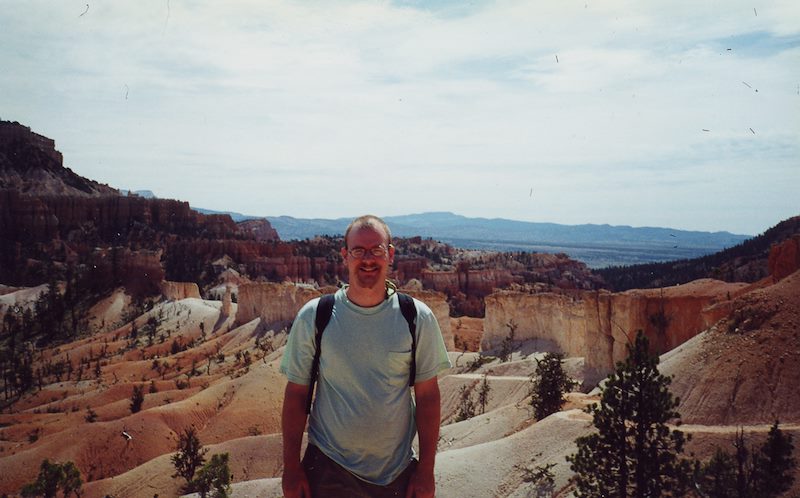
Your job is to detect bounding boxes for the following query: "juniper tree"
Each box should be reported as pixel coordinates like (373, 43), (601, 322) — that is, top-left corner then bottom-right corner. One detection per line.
(567, 331), (690, 497)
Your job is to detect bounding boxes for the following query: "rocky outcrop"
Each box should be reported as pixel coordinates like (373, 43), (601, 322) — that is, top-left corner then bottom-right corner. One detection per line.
(0, 121), (62, 164)
(403, 289), (454, 351)
(236, 282), (321, 331)
(0, 121), (118, 197)
(484, 279), (748, 379)
(160, 281), (201, 300)
(221, 285), (233, 316)
(237, 219), (280, 242)
(768, 235), (800, 281)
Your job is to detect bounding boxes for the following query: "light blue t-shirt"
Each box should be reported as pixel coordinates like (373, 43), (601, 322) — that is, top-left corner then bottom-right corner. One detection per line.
(280, 287), (451, 485)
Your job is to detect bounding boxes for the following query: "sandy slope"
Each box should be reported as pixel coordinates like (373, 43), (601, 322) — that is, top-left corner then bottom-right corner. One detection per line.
(661, 270), (800, 425)
(0, 296), (284, 495)
(0, 283), (48, 317)
(86, 287), (132, 333)
(85, 433), (292, 498)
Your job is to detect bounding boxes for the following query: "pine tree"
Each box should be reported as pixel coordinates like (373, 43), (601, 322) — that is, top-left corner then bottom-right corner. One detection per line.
(19, 459), (82, 498)
(752, 420), (796, 496)
(530, 352), (574, 420)
(20, 459), (63, 498)
(500, 320), (517, 362)
(455, 384), (476, 422)
(477, 374), (491, 415)
(696, 421), (796, 497)
(60, 461), (83, 497)
(172, 427), (208, 491)
(129, 384), (145, 413)
(567, 331), (689, 497)
(696, 447), (737, 497)
(194, 453), (233, 498)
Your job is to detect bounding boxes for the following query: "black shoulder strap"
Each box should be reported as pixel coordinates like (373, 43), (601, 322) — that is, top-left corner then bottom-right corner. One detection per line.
(305, 292), (418, 414)
(397, 293), (418, 387)
(307, 294), (334, 414)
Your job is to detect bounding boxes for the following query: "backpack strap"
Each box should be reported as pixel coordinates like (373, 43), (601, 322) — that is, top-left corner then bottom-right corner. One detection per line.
(305, 292), (418, 414)
(307, 294), (334, 414)
(397, 293), (418, 387)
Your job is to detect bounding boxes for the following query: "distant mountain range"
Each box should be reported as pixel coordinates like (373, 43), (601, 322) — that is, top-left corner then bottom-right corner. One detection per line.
(0, 120), (763, 271)
(192, 209), (751, 268)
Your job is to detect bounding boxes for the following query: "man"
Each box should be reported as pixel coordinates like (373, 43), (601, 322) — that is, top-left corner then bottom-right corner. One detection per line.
(281, 215), (451, 497)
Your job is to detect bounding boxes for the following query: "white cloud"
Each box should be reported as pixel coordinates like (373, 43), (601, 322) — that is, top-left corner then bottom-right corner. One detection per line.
(0, 0), (798, 235)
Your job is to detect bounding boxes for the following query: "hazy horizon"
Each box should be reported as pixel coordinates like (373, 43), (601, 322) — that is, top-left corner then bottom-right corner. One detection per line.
(193, 206), (757, 236)
(2, 1), (798, 235)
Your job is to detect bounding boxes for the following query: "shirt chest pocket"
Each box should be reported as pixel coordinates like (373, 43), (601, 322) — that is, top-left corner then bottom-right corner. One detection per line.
(383, 350), (412, 387)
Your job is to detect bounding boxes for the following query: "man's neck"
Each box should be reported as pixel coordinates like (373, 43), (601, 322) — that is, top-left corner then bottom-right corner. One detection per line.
(345, 285), (386, 308)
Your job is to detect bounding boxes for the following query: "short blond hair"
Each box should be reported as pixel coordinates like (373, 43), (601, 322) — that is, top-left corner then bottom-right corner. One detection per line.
(344, 215), (392, 248)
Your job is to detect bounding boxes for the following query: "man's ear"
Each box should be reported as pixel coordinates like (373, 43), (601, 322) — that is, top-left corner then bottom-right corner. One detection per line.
(388, 244), (396, 263)
(340, 247), (348, 260)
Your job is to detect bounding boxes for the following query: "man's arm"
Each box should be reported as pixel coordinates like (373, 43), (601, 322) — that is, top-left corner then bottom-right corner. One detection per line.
(282, 381), (311, 498)
(407, 376), (441, 498)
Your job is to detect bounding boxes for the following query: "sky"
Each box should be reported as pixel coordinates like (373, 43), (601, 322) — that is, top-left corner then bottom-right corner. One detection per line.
(1, 1), (798, 236)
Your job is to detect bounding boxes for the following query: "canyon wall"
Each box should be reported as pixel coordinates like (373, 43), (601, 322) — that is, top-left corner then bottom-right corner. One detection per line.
(484, 279), (748, 378)
(421, 267), (517, 296)
(0, 191), (239, 242)
(247, 255), (343, 284)
(394, 257), (428, 283)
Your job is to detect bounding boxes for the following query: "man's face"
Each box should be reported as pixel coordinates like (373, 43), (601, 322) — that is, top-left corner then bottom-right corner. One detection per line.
(341, 226), (394, 291)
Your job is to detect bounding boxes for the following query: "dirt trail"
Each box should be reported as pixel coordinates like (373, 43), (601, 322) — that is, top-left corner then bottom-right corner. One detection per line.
(449, 374), (531, 381)
(676, 423), (800, 434)
(551, 411), (800, 434)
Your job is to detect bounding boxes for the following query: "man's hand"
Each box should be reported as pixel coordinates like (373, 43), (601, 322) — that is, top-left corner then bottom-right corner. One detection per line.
(282, 463), (311, 498)
(405, 466), (435, 498)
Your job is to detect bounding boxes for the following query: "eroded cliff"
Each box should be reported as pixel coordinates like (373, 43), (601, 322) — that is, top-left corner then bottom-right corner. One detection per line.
(484, 278), (749, 379)
(236, 282), (321, 331)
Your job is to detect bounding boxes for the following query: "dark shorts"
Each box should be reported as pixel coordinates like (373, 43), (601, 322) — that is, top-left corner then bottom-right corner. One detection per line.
(302, 444), (417, 498)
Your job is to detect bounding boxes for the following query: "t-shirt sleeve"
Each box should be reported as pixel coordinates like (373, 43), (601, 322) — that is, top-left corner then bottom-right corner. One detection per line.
(279, 298), (319, 385)
(413, 300), (452, 383)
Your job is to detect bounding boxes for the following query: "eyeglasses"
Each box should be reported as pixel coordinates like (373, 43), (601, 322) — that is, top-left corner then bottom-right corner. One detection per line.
(347, 245), (389, 258)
